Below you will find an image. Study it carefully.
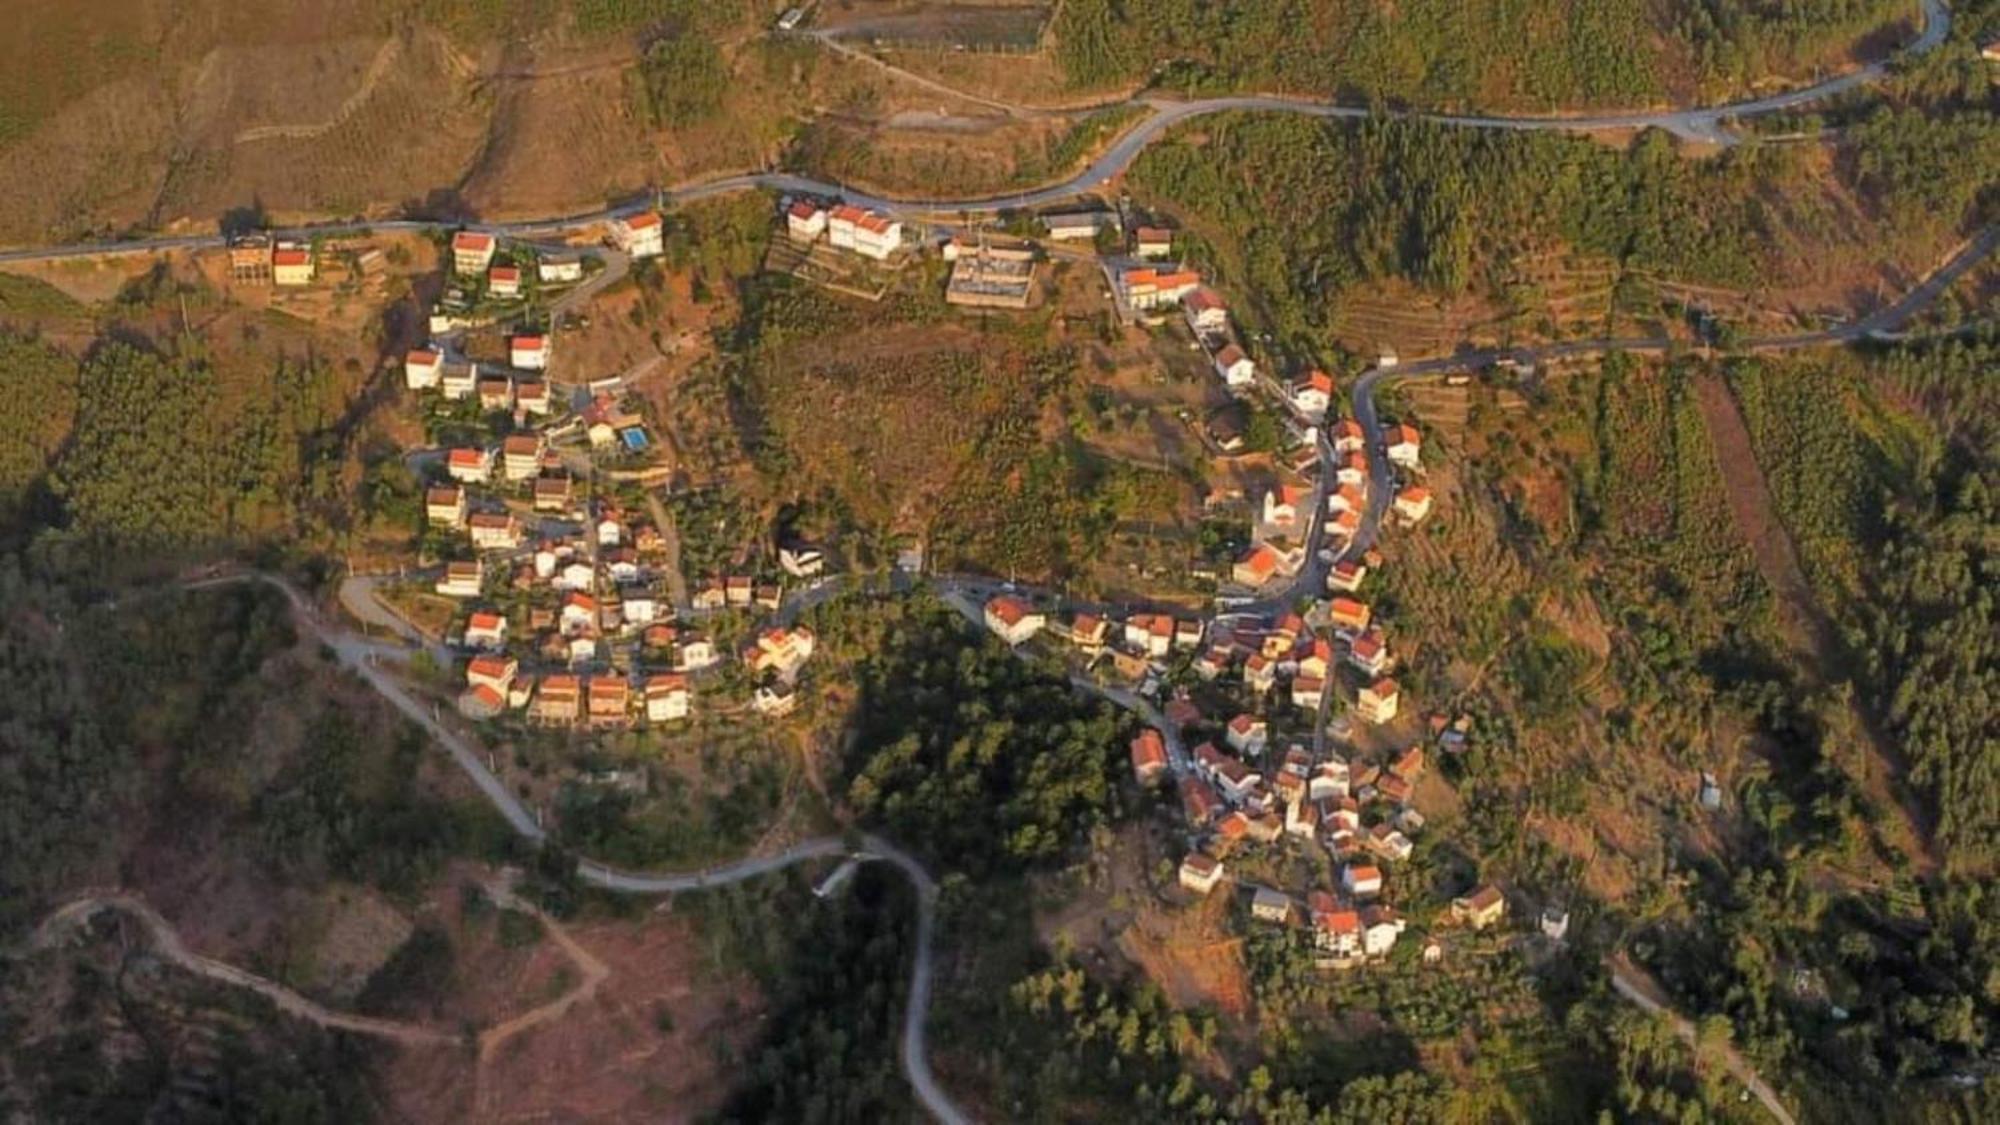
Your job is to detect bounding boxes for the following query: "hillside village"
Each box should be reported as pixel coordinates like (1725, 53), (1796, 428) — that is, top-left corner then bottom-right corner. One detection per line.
(292, 188), (1523, 971)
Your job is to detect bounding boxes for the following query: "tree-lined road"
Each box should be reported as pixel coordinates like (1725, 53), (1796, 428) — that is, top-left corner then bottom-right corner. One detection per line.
(0, 0), (1951, 262)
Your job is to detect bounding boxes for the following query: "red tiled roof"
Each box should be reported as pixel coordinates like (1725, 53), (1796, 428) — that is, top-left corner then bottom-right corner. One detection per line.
(1184, 287), (1224, 312)
(272, 248), (309, 266)
(468, 612), (505, 632)
(1130, 730), (1166, 770)
(624, 211), (662, 230)
(407, 348), (439, 365)
(987, 595), (1032, 626)
(1239, 545), (1279, 578)
(453, 231), (494, 250)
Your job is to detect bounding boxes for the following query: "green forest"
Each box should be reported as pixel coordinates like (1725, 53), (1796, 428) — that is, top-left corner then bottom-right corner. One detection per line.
(1053, 0), (1913, 106)
(1124, 110), (1997, 360)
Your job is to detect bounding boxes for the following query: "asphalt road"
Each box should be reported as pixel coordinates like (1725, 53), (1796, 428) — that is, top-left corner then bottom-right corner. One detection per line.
(182, 571), (974, 1124)
(0, 0), (1949, 262)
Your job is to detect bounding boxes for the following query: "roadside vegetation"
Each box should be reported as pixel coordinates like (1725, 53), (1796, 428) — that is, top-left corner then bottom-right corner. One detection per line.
(1055, 0), (1914, 106)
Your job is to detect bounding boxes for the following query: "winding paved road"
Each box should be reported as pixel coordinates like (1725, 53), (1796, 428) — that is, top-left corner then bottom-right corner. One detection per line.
(186, 571), (972, 1124)
(0, 0), (1950, 262)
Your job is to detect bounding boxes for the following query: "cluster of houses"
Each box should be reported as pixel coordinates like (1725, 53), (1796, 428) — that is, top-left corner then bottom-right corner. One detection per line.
(432, 491), (701, 724)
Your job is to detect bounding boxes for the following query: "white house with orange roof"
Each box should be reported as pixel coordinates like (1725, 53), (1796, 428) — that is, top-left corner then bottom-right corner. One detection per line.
(1123, 613), (1175, 658)
(1225, 713), (1268, 757)
(1361, 904), (1406, 957)
(1130, 730), (1168, 785)
(470, 512), (524, 552)
(744, 625), (817, 679)
(1183, 288), (1229, 334)
(1356, 678), (1401, 724)
(1242, 651), (1276, 694)
(1328, 597), (1372, 634)
(1348, 630), (1392, 677)
(1327, 559), (1367, 593)
(271, 243), (314, 287)
(1291, 369), (1334, 416)
(1394, 486), (1434, 524)
(984, 595), (1046, 646)
(1213, 344), (1256, 389)
(827, 205), (903, 260)
(516, 379), (552, 415)
(435, 558), (483, 598)
(404, 348), (442, 390)
(426, 486), (466, 529)
(1179, 851), (1225, 895)
(611, 211), (665, 259)
(440, 360), (477, 401)
(452, 230), (497, 275)
(445, 447), (492, 484)
(1386, 423), (1422, 470)
(1121, 267), (1201, 312)
(1309, 892), (1362, 962)
(1233, 543), (1282, 588)
(1342, 863), (1383, 898)
(489, 264), (522, 299)
(510, 333), (549, 371)
(560, 592), (598, 637)
(645, 674), (691, 723)
(1134, 226), (1174, 258)
(1335, 449), (1369, 487)
(464, 611), (509, 652)
(500, 434), (542, 481)
(786, 199), (828, 241)
(465, 653), (517, 697)
(1331, 418), (1366, 454)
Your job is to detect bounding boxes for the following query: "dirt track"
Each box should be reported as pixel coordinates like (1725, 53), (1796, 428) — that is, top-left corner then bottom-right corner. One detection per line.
(29, 893), (462, 1049)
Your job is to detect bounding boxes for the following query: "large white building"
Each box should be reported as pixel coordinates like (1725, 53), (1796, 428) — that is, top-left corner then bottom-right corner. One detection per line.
(610, 211), (665, 259)
(404, 348), (442, 390)
(827, 205), (903, 261)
